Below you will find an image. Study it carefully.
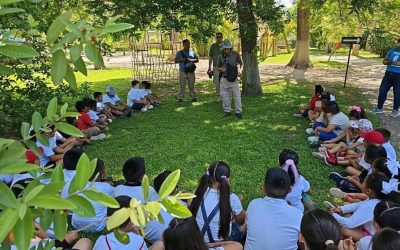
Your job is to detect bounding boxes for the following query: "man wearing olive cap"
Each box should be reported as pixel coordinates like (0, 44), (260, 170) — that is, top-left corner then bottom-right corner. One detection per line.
(217, 40), (243, 119)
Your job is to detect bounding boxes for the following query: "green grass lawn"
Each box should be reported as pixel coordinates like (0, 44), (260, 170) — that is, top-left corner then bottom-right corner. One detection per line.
(78, 69), (379, 208)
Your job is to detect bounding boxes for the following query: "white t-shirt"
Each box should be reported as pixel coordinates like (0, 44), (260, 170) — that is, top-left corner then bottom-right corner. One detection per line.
(0, 174), (13, 184)
(333, 198), (380, 235)
(103, 94), (121, 106)
(359, 153), (372, 174)
(61, 169), (77, 198)
(195, 188), (243, 243)
(72, 182), (114, 232)
(113, 184), (158, 201)
(10, 173), (34, 187)
(244, 197), (302, 250)
(96, 101), (105, 113)
(285, 175), (310, 212)
(383, 141), (397, 161)
(357, 236), (372, 250)
(142, 89), (152, 95)
(94, 232), (148, 250)
(127, 88), (143, 107)
(55, 131), (64, 141)
(36, 136), (57, 167)
(330, 112), (350, 136)
(88, 110), (99, 122)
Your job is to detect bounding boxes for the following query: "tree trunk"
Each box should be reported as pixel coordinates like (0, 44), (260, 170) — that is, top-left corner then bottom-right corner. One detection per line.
(237, 0), (262, 96)
(287, 0), (312, 69)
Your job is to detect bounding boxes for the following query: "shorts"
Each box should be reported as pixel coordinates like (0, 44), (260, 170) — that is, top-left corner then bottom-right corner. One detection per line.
(302, 109), (310, 117)
(132, 103), (145, 110)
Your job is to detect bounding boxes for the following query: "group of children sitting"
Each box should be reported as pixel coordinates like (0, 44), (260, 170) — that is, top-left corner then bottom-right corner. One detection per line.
(2, 83), (400, 250)
(70, 80), (160, 142)
(292, 84), (400, 249)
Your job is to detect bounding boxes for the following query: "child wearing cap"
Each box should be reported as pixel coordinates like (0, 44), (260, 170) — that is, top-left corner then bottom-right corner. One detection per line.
(103, 86), (130, 116)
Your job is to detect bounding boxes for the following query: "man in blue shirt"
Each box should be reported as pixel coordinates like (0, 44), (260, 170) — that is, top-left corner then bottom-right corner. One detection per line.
(373, 39), (400, 117)
(174, 39), (199, 102)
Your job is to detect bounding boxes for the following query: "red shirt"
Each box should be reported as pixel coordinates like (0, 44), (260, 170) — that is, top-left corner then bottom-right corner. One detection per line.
(309, 95), (321, 110)
(26, 147), (43, 164)
(77, 112), (92, 130)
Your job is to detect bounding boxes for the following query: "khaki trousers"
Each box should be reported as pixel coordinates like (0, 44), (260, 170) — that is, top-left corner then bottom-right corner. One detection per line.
(178, 71), (196, 100)
(83, 127), (100, 137)
(220, 77), (242, 113)
(212, 68), (221, 97)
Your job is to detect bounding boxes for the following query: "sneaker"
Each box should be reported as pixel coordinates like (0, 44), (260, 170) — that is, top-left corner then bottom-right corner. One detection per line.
(107, 119), (113, 123)
(330, 188), (347, 198)
(372, 107), (384, 114)
(312, 151), (325, 159)
(90, 133), (106, 141)
(148, 105), (154, 110)
(308, 136), (319, 143)
(236, 113), (242, 119)
(224, 112), (231, 117)
(141, 108), (148, 112)
(293, 113), (302, 118)
(324, 155), (337, 166)
(390, 110), (399, 117)
(306, 128), (315, 135)
(323, 201), (336, 209)
(329, 172), (345, 186)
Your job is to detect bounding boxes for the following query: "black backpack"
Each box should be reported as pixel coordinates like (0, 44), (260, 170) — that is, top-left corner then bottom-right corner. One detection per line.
(180, 50), (196, 73)
(224, 54), (238, 82)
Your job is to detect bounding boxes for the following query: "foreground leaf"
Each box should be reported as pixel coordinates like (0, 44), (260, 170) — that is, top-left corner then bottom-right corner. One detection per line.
(55, 122), (83, 137)
(13, 209), (33, 250)
(107, 207), (130, 231)
(83, 189), (119, 208)
(0, 44), (39, 58)
(158, 169), (180, 200)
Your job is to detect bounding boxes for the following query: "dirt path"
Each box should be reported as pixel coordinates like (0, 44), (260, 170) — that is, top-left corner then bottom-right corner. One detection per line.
(104, 53), (399, 150)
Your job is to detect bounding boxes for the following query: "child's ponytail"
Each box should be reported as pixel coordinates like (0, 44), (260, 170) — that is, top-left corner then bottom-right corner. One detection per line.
(218, 173), (232, 239)
(365, 173), (400, 203)
(282, 159), (299, 186)
(189, 169), (212, 217)
(325, 241), (338, 250)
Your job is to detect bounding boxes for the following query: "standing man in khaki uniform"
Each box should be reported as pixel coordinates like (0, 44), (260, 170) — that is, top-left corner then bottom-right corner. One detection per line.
(217, 40), (243, 119)
(208, 32), (224, 101)
(175, 39), (199, 102)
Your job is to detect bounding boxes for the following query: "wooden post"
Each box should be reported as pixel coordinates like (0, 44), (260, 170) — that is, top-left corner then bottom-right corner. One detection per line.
(282, 31), (291, 54)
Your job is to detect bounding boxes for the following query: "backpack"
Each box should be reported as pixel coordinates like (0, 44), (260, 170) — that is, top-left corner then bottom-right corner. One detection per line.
(180, 50), (196, 73)
(224, 54), (238, 82)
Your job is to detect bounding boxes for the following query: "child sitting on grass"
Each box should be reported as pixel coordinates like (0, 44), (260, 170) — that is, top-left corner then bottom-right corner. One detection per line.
(142, 81), (161, 106)
(93, 196), (148, 250)
(36, 125), (69, 167)
(87, 99), (109, 126)
(189, 161), (246, 245)
(375, 128), (397, 161)
(331, 173), (400, 242)
(293, 84), (324, 120)
(72, 159), (114, 233)
(127, 80), (153, 112)
(75, 100), (106, 141)
(279, 149), (313, 213)
(93, 91), (114, 120)
(103, 86), (131, 117)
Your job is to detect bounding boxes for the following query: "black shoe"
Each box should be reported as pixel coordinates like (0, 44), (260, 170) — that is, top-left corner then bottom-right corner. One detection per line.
(191, 98), (197, 102)
(236, 113), (242, 119)
(329, 172), (345, 186)
(224, 112), (231, 117)
(178, 99), (183, 103)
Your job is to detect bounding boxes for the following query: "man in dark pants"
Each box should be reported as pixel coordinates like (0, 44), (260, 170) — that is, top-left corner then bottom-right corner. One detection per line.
(373, 39), (400, 117)
(208, 32), (224, 102)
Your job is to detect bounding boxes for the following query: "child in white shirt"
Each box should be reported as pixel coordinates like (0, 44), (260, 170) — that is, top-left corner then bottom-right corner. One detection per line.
(142, 81), (161, 106)
(331, 173), (400, 241)
(127, 80), (153, 112)
(61, 148), (84, 198)
(376, 128), (397, 161)
(357, 201), (400, 250)
(93, 91), (114, 120)
(103, 86), (130, 116)
(72, 159), (114, 232)
(189, 161), (245, 245)
(279, 149), (312, 212)
(93, 196), (148, 250)
(244, 168), (303, 250)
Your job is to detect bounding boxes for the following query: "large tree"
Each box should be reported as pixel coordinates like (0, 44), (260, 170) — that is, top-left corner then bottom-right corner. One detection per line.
(287, 0), (380, 69)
